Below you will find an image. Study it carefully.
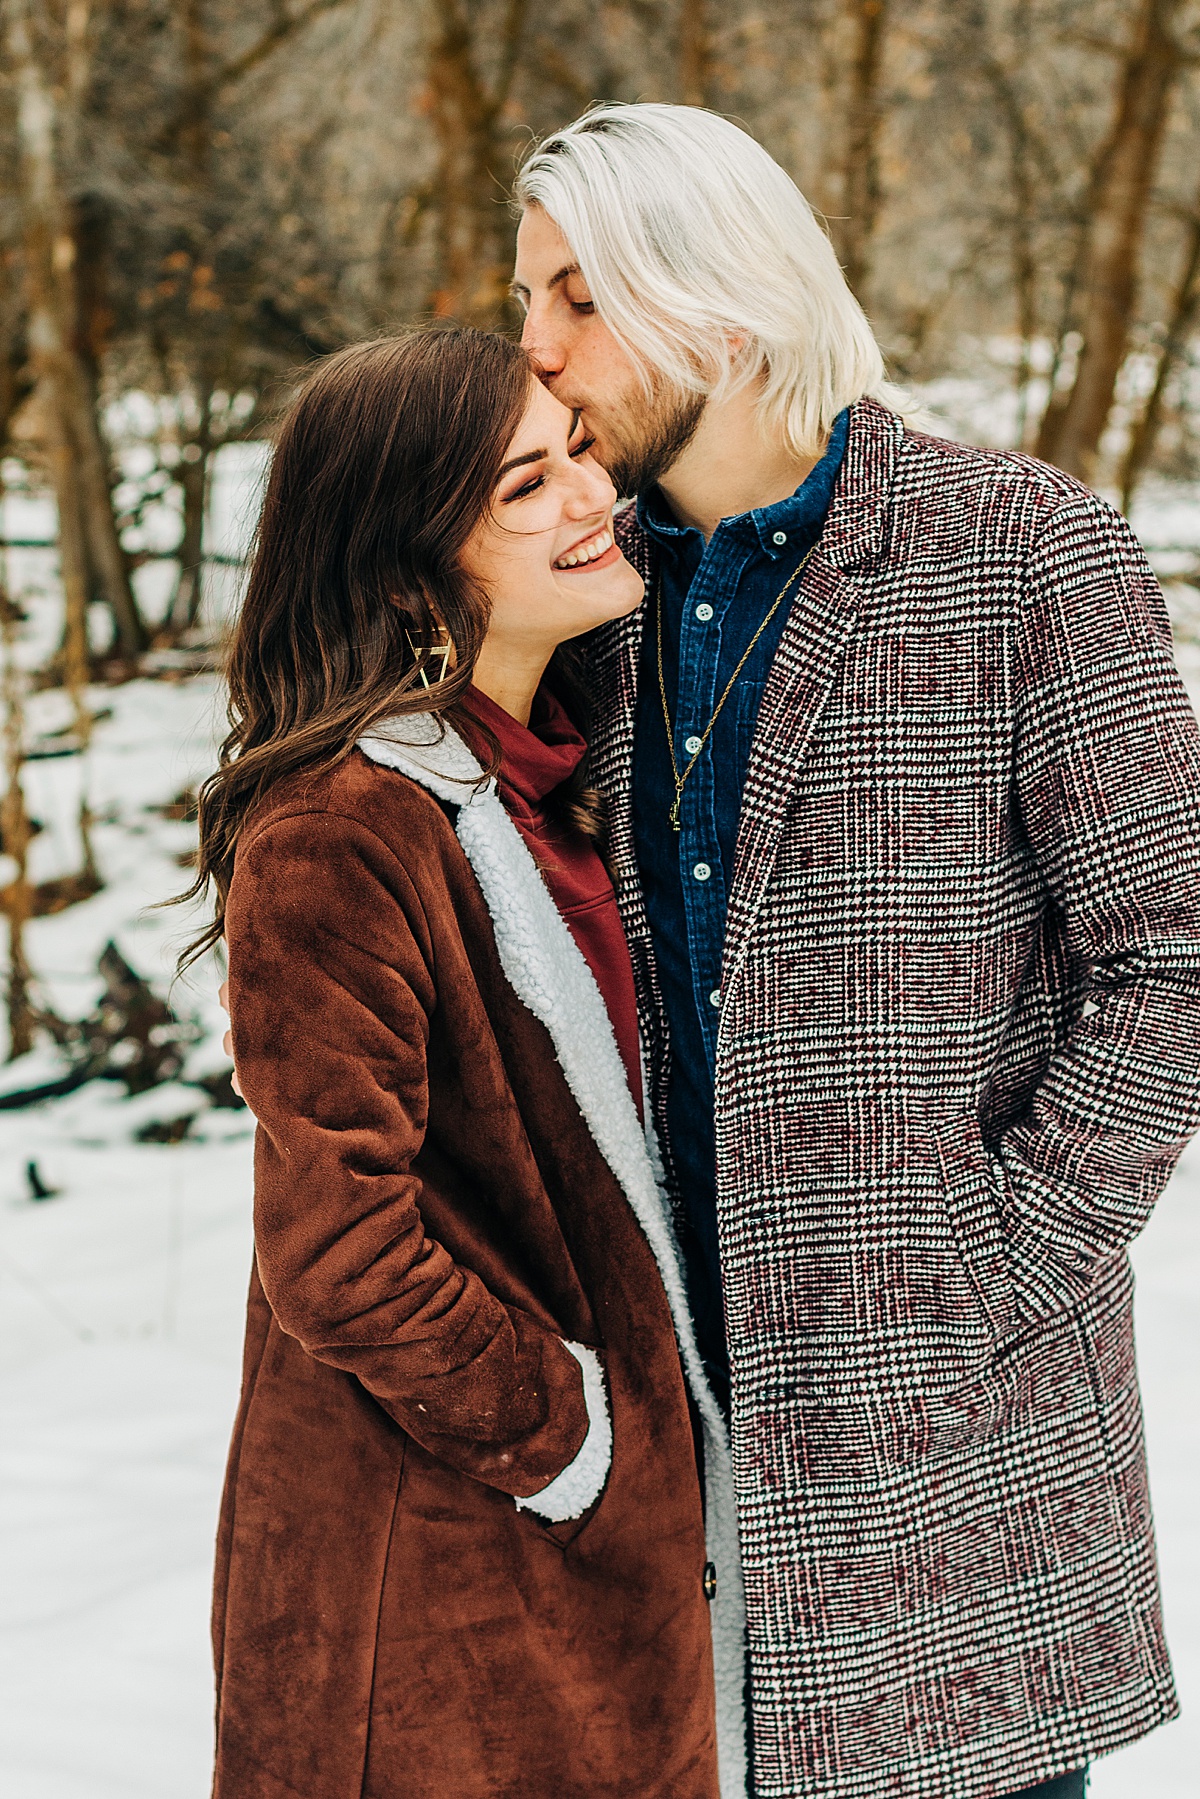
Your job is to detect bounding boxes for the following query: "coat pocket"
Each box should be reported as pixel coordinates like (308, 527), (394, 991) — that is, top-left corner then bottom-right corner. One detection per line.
(530, 1489), (606, 1551)
(934, 1113), (1019, 1348)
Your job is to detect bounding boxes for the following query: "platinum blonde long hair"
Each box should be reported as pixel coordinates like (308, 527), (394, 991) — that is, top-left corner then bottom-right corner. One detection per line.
(515, 103), (894, 458)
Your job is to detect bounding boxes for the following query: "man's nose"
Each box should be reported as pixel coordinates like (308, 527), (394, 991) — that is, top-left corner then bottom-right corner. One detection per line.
(520, 306), (565, 381)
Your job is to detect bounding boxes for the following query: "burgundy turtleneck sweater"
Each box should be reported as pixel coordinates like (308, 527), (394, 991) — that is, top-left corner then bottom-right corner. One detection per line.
(464, 685), (643, 1121)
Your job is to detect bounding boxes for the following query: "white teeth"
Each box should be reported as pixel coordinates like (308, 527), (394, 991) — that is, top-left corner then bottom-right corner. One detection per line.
(555, 528), (612, 570)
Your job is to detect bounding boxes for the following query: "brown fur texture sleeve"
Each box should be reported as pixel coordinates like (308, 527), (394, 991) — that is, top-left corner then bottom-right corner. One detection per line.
(225, 807), (590, 1499)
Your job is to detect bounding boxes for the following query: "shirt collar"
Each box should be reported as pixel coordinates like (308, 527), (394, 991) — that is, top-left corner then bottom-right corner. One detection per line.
(636, 406), (850, 561)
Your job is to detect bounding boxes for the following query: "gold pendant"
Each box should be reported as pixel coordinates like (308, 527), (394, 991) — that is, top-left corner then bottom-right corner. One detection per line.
(669, 793), (682, 832)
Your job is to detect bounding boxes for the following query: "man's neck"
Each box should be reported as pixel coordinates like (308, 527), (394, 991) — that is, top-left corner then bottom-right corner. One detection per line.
(654, 384), (824, 542)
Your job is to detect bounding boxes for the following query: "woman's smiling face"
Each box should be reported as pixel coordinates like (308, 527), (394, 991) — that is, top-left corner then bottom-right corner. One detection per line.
(459, 377), (644, 662)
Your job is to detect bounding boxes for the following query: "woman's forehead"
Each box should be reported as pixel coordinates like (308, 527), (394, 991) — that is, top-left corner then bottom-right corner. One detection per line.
(509, 378), (573, 450)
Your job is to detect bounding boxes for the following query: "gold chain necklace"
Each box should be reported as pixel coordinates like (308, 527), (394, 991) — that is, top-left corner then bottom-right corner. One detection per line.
(655, 543), (816, 831)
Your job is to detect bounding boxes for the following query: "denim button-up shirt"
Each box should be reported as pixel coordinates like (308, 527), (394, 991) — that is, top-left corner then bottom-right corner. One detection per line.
(631, 411), (849, 1406)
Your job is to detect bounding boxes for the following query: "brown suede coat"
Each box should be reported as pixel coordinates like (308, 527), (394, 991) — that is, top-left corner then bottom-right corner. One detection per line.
(213, 740), (722, 1799)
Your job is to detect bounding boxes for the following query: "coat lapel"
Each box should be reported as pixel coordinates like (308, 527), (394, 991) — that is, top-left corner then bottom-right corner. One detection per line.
(585, 592), (646, 936)
(594, 402), (904, 1070)
(719, 554), (862, 986)
(587, 515), (673, 1105)
(721, 400), (904, 995)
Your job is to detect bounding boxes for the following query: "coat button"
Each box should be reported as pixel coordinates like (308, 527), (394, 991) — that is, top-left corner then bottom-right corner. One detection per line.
(695, 602), (714, 621)
(684, 734), (703, 755)
(703, 1561), (718, 1601)
(693, 862), (712, 881)
(772, 530), (787, 545)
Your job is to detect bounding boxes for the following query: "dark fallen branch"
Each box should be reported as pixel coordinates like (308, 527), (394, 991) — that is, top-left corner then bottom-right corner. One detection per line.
(0, 939), (229, 1113)
(0, 1066), (97, 1110)
(0, 868), (104, 914)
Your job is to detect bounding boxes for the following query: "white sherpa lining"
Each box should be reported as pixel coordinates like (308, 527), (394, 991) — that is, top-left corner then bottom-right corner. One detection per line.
(516, 1341), (612, 1522)
(359, 716), (748, 1799)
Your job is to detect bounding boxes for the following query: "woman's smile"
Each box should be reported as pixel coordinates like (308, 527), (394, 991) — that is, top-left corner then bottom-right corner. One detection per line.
(553, 525), (617, 570)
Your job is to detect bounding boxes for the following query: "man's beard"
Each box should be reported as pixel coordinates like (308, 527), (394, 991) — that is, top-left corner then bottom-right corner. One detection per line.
(599, 382), (706, 499)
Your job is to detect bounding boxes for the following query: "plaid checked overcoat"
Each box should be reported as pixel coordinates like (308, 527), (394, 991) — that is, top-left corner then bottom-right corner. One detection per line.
(590, 398), (1200, 1799)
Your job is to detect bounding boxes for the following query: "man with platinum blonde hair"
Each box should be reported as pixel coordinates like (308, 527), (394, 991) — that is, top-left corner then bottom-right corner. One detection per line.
(518, 102), (887, 494)
(514, 104), (1200, 1799)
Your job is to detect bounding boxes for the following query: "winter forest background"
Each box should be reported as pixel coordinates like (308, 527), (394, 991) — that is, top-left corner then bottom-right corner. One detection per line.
(1, 2), (1199, 1794)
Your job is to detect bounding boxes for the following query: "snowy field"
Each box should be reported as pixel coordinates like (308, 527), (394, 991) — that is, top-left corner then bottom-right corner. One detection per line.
(0, 671), (254, 1798)
(0, 458), (1197, 1796)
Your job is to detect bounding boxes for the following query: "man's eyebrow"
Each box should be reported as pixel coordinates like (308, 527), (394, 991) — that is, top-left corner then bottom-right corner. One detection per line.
(508, 262), (581, 299)
(497, 447), (547, 478)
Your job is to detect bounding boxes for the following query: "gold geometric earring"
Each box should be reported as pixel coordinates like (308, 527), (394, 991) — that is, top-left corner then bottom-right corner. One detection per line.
(405, 626), (453, 689)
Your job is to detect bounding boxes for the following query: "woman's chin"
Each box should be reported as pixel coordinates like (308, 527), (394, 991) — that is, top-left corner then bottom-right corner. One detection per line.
(552, 563), (644, 624)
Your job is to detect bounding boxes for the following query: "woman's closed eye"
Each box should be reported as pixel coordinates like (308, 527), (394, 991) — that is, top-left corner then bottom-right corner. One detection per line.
(503, 431), (597, 503)
(505, 467), (547, 502)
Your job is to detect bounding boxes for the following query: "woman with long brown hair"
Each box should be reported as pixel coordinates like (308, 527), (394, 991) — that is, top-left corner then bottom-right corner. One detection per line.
(192, 328), (744, 1798)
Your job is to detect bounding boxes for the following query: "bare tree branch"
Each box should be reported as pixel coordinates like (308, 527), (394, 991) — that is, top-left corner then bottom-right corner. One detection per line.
(212, 0), (352, 94)
(1120, 170), (1200, 509)
(1036, 0), (1190, 479)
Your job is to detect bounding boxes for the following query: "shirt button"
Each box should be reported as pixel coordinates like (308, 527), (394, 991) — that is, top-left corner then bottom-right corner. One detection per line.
(693, 862), (712, 881)
(684, 734), (703, 755)
(709, 989), (721, 1008)
(772, 530), (787, 546)
(694, 602), (714, 622)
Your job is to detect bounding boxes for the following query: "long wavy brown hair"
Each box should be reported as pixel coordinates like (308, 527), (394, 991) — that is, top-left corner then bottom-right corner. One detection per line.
(179, 327), (601, 969)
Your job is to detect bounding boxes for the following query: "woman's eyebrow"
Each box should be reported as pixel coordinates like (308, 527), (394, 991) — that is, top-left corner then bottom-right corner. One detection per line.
(498, 447), (548, 477)
(498, 412), (579, 479)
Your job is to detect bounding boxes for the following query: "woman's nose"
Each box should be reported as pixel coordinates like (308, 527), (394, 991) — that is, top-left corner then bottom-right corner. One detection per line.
(565, 456), (614, 517)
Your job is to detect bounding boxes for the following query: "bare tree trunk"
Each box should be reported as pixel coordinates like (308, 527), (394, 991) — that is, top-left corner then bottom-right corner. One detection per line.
(164, 378), (214, 636)
(976, 0), (1041, 448)
(0, 592), (35, 1060)
(48, 399), (93, 704)
(178, 0), (212, 176)
(0, 255), (34, 454)
(152, 3), (350, 630)
(6, 0), (147, 660)
(171, 453), (211, 634)
(1119, 192), (1200, 512)
(1010, 188), (1039, 450)
(1035, 0), (1185, 481)
(172, 448), (211, 634)
(426, 0), (530, 324)
(58, 443), (99, 887)
(835, 0), (891, 299)
(679, 0), (713, 109)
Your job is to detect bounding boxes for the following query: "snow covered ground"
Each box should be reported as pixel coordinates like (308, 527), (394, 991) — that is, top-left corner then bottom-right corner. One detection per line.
(0, 466), (1197, 1796)
(0, 672), (254, 1799)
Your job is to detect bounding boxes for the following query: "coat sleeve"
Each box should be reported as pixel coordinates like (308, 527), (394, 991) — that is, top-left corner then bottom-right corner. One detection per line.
(999, 487), (1200, 1322)
(225, 808), (595, 1502)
